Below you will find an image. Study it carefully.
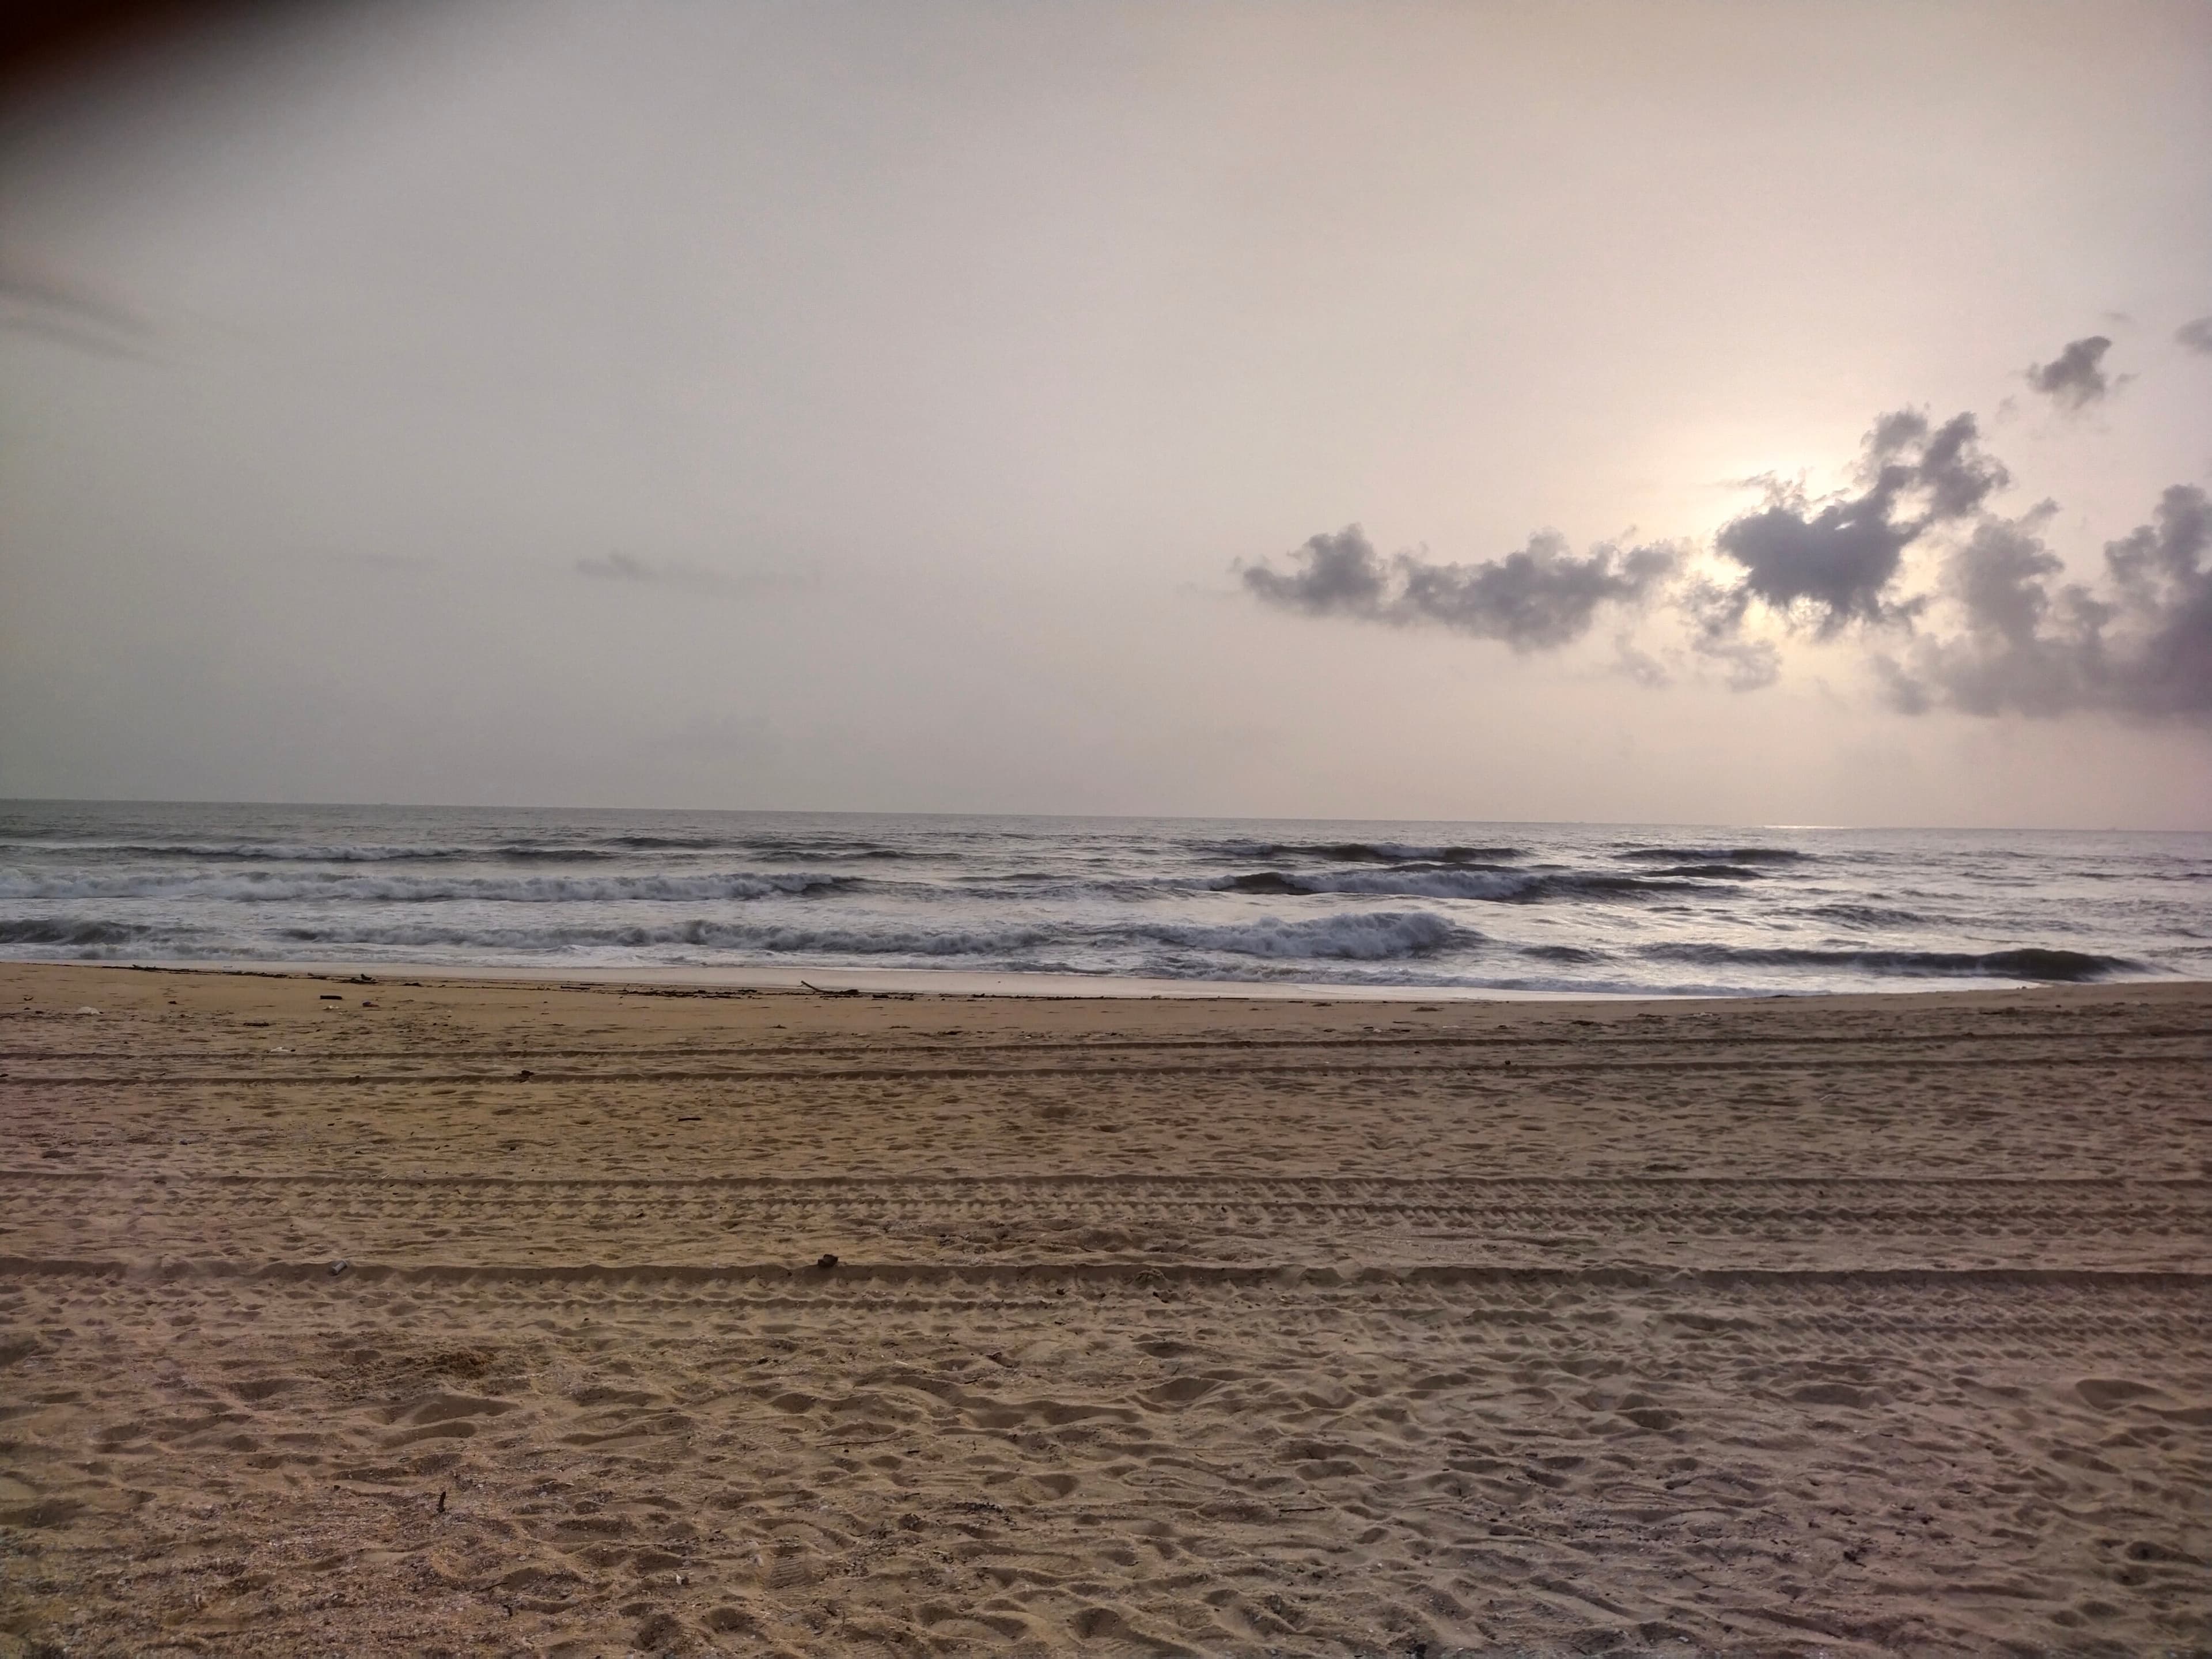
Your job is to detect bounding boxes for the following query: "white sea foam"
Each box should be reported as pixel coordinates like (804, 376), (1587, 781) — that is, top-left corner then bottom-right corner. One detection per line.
(1143, 910), (1462, 960)
(1214, 868), (1694, 901)
(263, 918), (1055, 956)
(243, 908), (1463, 964)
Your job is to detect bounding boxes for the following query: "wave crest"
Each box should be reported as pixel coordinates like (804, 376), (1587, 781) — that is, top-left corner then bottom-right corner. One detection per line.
(1146, 911), (1463, 961)
(0, 918), (156, 945)
(1640, 942), (2134, 982)
(0, 869), (849, 904)
(1617, 846), (1807, 865)
(1214, 868), (1721, 902)
(1199, 840), (1524, 866)
(228, 908), (1471, 964)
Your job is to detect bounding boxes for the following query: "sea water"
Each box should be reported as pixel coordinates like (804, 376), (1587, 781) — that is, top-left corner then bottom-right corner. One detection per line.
(1, 801), (2205, 997)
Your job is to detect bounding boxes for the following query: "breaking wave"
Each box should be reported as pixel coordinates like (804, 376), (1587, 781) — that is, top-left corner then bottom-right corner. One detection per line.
(266, 918), (1056, 957)
(35, 840), (497, 863)
(1198, 840), (1525, 866)
(1616, 846), (1808, 865)
(1638, 943), (2137, 982)
(1143, 911), (1462, 961)
(0, 918), (160, 946)
(1801, 902), (1931, 929)
(1, 836), (907, 866)
(1215, 868), (1715, 902)
(2, 805), (2197, 994)
(251, 907), (1465, 965)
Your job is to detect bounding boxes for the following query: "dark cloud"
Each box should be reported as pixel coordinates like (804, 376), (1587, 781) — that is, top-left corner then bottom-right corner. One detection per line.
(2177, 316), (2212, 356)
(1240, 527), (1391, 616)
(1238, 374), (2206, 722)
(1907, 410), (2011, 520)
(1875, 514), (2108, 717)
(1393, 534), (1677, 651)
(1880, 487), (2210, 719)
(1710, 410), (2003, 637)
(1243, 526), (1678, 651)
(2103, 484), (2212, 717)
(2024, 335), (2116, 408)
(1714, 495), (1911, 635)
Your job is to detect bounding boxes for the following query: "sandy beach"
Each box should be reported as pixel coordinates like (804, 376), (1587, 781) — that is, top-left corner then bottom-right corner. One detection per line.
(2, 961), (2208, 1657)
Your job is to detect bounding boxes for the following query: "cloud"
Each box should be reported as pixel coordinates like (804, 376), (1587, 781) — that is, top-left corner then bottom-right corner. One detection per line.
(1397, 535), (1678, 650)
(579, 551), (662, 582)
(1242, 526), (1678, 651)
(2024, 335), (2116, 408)
(1873, 512), (2107, 717)
(0, 267), (154, 360)
(1236, 350), (2207, 723)
(1681, 578), (1782, 691)
(576, 551), (727, 588)
(1879, 486), (2210, 719)
(574, 551), (819, 596)
(1610, 633), (1671, 689)
(2177, 316), (2212, 356)
(2103, 484), (2212, 716)
(1708, 410), (2004, 637)
(1240, 527), (1391, 616)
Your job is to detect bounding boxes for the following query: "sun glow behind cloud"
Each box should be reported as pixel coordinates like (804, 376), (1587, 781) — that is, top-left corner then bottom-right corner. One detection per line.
(1246, 374), (2210, 722)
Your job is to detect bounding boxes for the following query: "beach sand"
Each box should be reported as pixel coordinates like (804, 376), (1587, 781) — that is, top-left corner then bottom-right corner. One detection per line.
(2, 961), (2208, 1657)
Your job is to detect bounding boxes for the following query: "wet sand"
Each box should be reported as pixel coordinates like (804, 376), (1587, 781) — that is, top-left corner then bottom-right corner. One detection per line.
(2, 962), (2209, 1657)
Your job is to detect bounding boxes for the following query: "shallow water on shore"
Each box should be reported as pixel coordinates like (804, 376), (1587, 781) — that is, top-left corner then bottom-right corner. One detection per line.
(2, 801), (2206, 995)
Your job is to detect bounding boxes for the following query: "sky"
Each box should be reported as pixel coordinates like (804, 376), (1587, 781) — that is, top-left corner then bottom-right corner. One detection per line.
(2, 0), (2209, 829)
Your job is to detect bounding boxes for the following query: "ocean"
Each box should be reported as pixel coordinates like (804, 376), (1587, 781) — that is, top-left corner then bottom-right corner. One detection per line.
(1, 801), (2205, 997)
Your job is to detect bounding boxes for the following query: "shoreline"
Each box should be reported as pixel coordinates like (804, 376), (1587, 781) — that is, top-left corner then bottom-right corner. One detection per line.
(37, 953), (2202, 1003)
